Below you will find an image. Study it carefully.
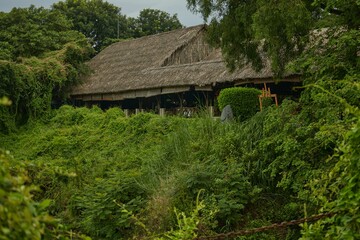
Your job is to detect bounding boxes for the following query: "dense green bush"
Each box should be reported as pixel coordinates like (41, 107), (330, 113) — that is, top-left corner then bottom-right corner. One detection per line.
(301, 101), (360, 239)
(72, 171), (146, 239)
(217, 87), (261, 121)
(0, 150), (90, 240)
(0, 150), (48, 240)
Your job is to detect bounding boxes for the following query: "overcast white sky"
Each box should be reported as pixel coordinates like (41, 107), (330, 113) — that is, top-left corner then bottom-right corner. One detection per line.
(0, 0), (204, 26)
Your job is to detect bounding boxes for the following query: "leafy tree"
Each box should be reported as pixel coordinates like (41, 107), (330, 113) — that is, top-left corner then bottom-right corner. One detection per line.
(186, 0), (359, 76)
(0, 6), (83, 59)
(128, 8), (183, 38)
(52, 0), (129, 51)
(0, 5), (93, 133)
(0, 41), (93, 133)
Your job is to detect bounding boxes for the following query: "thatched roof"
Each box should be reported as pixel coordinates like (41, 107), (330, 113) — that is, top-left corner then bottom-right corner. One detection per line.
(71, 25), (298, 100)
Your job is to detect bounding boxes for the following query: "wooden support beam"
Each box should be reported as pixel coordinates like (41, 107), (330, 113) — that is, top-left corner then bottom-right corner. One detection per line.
(156, 96), (161, 114)
(177, 93), (184, 109)
(159, 108), (166, 117)
(139, 98), (143, 109)
(208, 106), (214, 117)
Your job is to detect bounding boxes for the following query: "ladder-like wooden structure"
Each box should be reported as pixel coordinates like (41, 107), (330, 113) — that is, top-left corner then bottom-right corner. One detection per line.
(259, 83), (278, 111)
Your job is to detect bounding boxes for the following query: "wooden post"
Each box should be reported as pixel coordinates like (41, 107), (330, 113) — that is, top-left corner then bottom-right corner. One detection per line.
(156, 96), (160, 113)
(205, 92), (209, 107)
(124, 109), (129, 117)
(208, 106), (214, 117)
(177, 93), (184, 109)
(159, 108), (166, 117)
(139, 98), (143, 110)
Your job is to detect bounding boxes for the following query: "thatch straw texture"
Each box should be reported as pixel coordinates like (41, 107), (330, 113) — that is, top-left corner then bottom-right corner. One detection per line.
(71, 25), (296, 99)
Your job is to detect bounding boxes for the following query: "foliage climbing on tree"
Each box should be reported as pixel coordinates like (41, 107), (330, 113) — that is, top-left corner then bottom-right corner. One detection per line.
(0, 5), (94, 133)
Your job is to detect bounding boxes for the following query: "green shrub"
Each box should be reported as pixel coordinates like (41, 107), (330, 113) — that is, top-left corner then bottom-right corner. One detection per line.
(0, 150), (89, 240)
(51, 105), (91, 126)
(301, 106), (360, 239)
(105, 107), (125, 120)
(0, 150), (46, 240)
(217, 87), (261, 121)
(71, 170), (146, 239)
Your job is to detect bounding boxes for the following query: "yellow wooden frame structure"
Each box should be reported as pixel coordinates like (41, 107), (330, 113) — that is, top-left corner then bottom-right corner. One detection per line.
(259, 83), (278, 111)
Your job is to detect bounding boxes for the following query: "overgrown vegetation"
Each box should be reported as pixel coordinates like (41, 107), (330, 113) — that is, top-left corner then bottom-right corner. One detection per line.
(1, 86), (359, 238)
(0, 41), (93, 133)
(0, 0), (359, 239)
(0, 149), (91, 240)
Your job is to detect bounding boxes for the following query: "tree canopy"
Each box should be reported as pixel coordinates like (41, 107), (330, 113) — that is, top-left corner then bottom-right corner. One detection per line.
(52, 0), (129, 52)
(128, 8), (183, 38)
(187, 0), (360, 76)
(52, 1), (184, 51)
(0, 6), (85, 59)
(0, 5), (93, 133)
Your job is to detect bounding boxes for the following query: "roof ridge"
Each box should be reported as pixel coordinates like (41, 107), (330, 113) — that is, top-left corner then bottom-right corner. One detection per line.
(105, 24), (206, 48)
(160, 25), (206, 67)
(91, 25), (207, 62)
